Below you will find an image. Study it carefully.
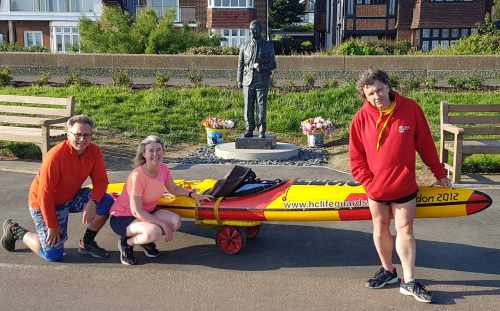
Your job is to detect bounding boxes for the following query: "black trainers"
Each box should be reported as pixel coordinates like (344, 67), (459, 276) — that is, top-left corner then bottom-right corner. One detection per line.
(141, 242), (160, 258)
(366, 267), (399, 288)
(78, 240), (110, 258)
(118, 239), (137, 265)
(400, 280), (432, 303)
(2, 219), (26, 252)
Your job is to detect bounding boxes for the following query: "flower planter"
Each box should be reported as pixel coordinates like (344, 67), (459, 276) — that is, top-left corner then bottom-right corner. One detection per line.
(206, 128), (225, 145)
(307, 132), (324, 147)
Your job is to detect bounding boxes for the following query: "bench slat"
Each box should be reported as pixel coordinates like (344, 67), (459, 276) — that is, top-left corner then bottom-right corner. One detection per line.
(0, 126), (66, 144)
(0, 105), (68, 116)
(0, 95), (70, 106)
(444, 140), (500, 154)
(447, 115), (500, 124)
(463, 127), (500, 135)
(0, 115), (52, 126)
(448, 104), (500, 112)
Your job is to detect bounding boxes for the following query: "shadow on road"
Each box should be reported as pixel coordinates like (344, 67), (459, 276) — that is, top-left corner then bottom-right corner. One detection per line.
(426, 279), (500, 305)
(53, 221), (500, 276)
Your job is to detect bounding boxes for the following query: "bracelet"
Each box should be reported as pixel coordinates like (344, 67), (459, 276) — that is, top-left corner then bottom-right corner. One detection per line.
(188, 191), (194, 198)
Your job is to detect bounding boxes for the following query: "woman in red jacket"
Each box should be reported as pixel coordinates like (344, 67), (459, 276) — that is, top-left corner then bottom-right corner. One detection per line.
(349, 69), (450, 303)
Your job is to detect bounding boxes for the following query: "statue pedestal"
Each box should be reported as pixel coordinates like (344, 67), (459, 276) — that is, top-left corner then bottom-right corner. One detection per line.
(235, 134), (276, 149)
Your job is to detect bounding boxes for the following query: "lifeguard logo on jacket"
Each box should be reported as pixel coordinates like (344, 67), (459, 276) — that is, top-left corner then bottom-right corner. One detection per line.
(398, 125), (411, 133)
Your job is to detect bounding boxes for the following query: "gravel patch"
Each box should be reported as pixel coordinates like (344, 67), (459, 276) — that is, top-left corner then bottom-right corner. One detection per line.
(172, 145), (329, 166)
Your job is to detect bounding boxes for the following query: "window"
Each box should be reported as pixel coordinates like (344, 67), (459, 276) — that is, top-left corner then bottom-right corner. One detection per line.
(208, 0), (254, 8)
(420, 27), (472, 51)
(53, 26), (79, 52)
(212, 28), (248, 47)
(24, 31), (43, 48)
(347, 0), (354, 15)
(388, 0), (396, 15)
(356, 0), (386, 4)
(11, 0), (93, 12)
(144, 0), (178, 18)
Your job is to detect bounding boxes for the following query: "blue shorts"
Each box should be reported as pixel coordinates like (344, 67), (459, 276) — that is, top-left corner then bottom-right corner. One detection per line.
(110, 216), (136, 238)
(29, 188), (114, 262)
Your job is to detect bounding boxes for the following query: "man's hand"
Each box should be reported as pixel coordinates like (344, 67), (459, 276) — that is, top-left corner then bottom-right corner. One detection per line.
(46, 226), (61, 246)
(82, 200), (97, 224)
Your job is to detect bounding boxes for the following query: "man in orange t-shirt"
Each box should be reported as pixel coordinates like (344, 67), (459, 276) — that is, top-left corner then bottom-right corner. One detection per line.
(1, 115), (113, 262)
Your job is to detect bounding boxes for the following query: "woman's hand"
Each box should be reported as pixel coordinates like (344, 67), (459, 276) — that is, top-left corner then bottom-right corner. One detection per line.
(191, 192), (214, 206)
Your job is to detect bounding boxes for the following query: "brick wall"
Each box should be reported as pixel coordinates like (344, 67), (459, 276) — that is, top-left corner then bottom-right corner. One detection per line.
(207, 9), (256, 28)
(356, 19), (386, 30)
(356, 4), (387, 17)
(13, 21), (50, 49)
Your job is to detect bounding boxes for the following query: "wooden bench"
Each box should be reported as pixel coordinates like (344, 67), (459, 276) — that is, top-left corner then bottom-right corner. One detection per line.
(0, 95), (75, 159)
(440, 101), (500, 183)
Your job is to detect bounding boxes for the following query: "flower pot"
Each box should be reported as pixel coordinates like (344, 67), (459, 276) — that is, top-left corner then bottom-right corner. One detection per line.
(307, 132), (324, 147)
(206, 128), (225, 145)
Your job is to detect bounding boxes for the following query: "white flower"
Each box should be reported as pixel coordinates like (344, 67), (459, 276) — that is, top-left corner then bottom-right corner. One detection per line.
(223, 120), (235, 129)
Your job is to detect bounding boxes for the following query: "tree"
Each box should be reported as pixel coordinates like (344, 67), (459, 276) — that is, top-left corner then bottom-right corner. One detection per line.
(80, 5), (139, 53)
(145, 10), (220, 54)
(130, 7), (158, 53)
(269, 0), (306, 29)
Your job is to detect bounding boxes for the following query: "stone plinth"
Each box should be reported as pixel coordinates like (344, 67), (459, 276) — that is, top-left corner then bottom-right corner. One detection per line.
(235, 134), (277, 149)
(215, 142), (299, 161)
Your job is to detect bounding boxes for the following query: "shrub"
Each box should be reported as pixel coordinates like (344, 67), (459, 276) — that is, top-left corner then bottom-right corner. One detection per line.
(0, 67), (12, 86)
(33, 72), (50, 86)
(146, 11), (220, 54)
(186, 70), (203, 86)
(153, 72), (170, 88)
(65, 72), (91, 87)
(0, 43), (49, 52)
(303, 72), (315, 89)
(388, 74), (400, 90)
(185, 46), (239, 55)
(112, 70), (132, 87)
(400, 76), (422, 91)
(423, 76), (437, 89)
(273, 35), (315, 55)
(323, 79), (339, 89)
(323, 39), (412, 55)
(448, 75), (483, 90)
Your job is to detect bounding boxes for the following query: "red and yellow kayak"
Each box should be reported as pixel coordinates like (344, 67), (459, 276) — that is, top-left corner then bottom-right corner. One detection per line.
(107, 166), (492, 254)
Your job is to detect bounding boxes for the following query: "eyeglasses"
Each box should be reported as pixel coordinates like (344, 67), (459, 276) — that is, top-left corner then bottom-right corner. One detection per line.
(69, 131), (92, 139)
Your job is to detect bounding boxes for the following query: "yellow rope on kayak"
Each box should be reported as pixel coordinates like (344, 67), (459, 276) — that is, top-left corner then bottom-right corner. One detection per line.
(213, 197), (224, 225)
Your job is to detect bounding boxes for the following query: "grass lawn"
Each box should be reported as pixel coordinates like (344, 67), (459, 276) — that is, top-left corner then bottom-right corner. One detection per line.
(0, 84), (499, 174)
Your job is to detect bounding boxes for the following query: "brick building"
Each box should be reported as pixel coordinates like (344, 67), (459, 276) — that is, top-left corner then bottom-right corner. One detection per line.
(315, 0), (493, 51)
(123, 0), (268, 47)
(0, 1), (121, 52)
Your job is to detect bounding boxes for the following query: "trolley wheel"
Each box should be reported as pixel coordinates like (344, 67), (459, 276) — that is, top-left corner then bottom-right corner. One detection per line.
(216, 226), (247, 255)
(245, 225), (260, 239)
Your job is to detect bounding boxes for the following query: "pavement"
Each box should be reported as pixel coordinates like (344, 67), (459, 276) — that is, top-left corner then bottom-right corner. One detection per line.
(0, 159), (499, 311)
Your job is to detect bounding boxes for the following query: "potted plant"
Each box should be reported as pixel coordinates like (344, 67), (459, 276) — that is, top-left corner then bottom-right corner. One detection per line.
(300, 116), (333, 147)
(201, 117), (235, 145)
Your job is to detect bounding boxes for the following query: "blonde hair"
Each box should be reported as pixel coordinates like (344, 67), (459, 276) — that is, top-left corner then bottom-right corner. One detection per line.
(133, 135), (165, 167)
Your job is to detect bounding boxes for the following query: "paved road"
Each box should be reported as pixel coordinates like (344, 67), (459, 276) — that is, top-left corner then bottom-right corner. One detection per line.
(1, 164), (499, 311)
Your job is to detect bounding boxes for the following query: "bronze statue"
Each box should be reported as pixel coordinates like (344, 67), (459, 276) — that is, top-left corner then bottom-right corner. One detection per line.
(237, 20), (276, 138)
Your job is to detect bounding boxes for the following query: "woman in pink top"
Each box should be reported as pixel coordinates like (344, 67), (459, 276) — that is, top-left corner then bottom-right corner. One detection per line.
(110, 135), (212, 265)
